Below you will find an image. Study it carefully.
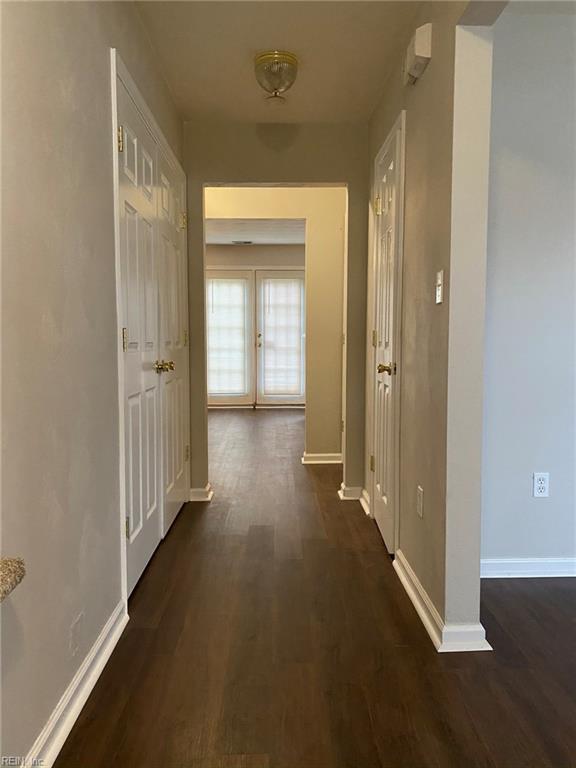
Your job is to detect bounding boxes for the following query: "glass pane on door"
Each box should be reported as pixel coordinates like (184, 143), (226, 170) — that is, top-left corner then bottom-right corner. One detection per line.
(257, 272), (305, 404)
(206, 272), (254, 404)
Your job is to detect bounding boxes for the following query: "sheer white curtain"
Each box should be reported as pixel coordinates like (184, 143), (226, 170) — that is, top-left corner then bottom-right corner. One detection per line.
(258, 273), (305, 403)
(206, 276), (251, 398)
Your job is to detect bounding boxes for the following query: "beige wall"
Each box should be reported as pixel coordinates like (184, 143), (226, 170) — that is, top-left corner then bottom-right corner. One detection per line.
(369, 1), (468, 617)
(205, 188), (346, 456)
(183, 122), (369, 489)
(1, 1), (181, 758)
(206, 244), (305, 269)
(482, 5), (576, 562)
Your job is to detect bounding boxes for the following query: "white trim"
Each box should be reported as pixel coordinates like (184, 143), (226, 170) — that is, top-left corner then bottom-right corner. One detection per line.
(393, 550), (492, 653)
(301, 452), (342, 465)
(189, 484), (214, 502)
(26, 601), (128, 768)
(255, 404), (305, 410)
(360, 488), (371, 517)
(109, 50), (128, 604)
(208, 265), (305, 271)
(337, 483), (363, 501)
(481, 557), (576, 578)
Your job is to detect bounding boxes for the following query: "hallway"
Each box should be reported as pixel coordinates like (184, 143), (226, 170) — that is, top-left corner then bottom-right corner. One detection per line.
(55, 411), (576, 768)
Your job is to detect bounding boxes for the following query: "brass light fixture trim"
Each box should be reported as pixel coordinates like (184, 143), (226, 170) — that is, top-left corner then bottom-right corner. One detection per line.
(254, 50), (298, 101)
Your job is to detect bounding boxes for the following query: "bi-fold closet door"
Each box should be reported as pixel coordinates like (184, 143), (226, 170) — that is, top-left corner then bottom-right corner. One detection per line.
(116, 76), (190, 596)
(206, 270), (305, 407)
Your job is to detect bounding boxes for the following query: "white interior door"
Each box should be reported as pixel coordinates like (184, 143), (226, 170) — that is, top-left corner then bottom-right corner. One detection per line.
(206, 270), (255, 406)
(256, 271), (305, 405)
(371, 118), (404, 552)
(158, 153), (190, 533)
(117, 81), (162, 593)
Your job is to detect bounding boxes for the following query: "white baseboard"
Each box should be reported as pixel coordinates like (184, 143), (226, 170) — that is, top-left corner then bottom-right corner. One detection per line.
(189, 483), (214, 502)
(481, 557), (576, 578)
(26, 600), (128, 768)
(301, 452), (342, 465)
(360, 488), (371, 516)
(337, 483), (363, 501)
(393, 550), (492, 653)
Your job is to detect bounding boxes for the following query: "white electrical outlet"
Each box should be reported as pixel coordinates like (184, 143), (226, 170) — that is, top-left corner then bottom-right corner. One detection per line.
(533, 472), (549, 498)
(416, 485), (424, 518)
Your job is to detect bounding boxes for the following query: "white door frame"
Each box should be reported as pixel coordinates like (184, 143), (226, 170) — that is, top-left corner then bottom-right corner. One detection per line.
(366, 111), (406, 553)
(110, 49), (188, 602)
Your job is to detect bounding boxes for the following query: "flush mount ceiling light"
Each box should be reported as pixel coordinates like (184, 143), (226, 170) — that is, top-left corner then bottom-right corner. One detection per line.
(254, 50), (298, 101)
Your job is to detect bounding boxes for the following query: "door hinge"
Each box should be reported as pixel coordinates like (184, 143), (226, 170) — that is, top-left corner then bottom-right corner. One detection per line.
(341, 419), (345, 433)
(185, 445), (190, 462)
(179, 212), (188, 230)
(370, 454), (375, 472)
(183, 329), (188, 346)
(375, 194), (382, 216)
(117, 125), (124, 153)
(342, 332), (346, 346)
(125, 517), (130, 539)
(371, 329), (378, 348)
(121, 327), (128, 352)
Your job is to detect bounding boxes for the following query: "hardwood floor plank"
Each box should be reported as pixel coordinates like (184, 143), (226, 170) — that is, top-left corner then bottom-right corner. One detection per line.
(55, 410), (576, 768)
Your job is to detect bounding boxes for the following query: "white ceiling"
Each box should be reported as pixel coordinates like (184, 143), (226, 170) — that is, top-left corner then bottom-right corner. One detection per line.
(205, 218), (306, 244)
(136, 1), (422, 123)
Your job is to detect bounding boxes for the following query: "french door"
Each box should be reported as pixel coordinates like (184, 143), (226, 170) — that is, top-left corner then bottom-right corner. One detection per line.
(117, 74), (190, 596)
(206, 270), (305, 406)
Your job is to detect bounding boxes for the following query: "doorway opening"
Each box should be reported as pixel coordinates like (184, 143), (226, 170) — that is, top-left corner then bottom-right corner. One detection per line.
(203, 185), (348, 477)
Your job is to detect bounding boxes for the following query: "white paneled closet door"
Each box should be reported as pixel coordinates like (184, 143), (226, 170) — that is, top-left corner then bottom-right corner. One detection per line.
(158, 152), (190, 533)
(256, 271), (305, 405)
(371, 127), (401, 553)
(117, 73), (190, 595)
(117, 81), (162, 594)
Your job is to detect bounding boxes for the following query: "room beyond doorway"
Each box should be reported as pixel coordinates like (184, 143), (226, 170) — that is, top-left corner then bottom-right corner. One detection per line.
(203, 185), (348, 467)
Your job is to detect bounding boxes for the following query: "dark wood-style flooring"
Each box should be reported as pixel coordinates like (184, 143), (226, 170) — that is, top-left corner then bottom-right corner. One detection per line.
(56, 409), (576, 768)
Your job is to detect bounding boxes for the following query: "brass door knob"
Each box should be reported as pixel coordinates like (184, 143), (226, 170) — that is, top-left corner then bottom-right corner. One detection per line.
(154, 360), (175, 373)
(377, 363), (396, 375)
